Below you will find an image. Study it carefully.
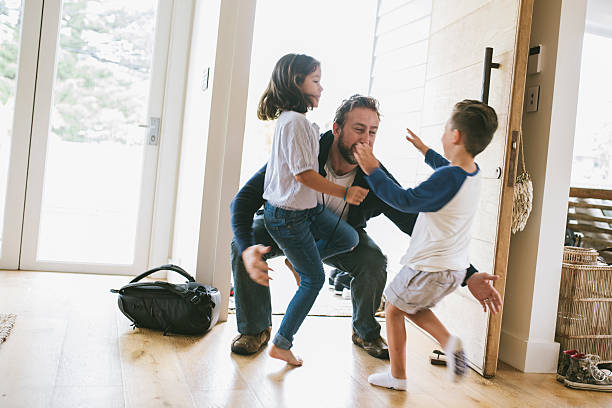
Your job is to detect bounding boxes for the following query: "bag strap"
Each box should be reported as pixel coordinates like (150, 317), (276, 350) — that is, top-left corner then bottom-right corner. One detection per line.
(130, 264), (195, 283)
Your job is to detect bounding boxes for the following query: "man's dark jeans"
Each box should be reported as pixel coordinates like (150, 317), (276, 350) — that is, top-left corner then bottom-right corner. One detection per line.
(231, 214), (387, 342)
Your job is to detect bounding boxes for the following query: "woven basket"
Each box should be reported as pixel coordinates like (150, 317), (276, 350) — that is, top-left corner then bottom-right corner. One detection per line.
(555, 262), (612, 362)
(563, 246), (599, 265)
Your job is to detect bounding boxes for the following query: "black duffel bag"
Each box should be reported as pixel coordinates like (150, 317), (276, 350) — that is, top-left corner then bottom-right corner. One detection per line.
(111, 264), (221, 335)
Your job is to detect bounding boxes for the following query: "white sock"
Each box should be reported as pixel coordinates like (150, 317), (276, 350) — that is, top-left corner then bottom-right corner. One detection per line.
(368, 371), (408, 391)
(445, 335), (467, 382)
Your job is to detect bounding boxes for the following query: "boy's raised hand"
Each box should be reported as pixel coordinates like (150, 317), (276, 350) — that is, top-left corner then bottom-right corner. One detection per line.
(345, 186), (369, 205)
(406, 128), (429, 155)
(353, 143), (380, 175)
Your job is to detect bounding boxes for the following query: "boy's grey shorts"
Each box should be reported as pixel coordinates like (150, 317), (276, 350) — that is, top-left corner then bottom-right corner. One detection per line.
(384, 265), (466, 314)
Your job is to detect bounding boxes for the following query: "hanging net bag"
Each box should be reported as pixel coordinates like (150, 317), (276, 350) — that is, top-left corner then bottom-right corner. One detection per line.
(511, 132), (532, 233)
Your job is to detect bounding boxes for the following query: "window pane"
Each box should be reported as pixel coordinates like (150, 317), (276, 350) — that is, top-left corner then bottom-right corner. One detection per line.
(36, 0), (158, 264)
(571, 32), (612, 189)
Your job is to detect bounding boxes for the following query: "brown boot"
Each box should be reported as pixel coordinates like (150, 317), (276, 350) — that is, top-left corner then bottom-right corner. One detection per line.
(231, 327), (271, 355)
(352, 330), (389, 359)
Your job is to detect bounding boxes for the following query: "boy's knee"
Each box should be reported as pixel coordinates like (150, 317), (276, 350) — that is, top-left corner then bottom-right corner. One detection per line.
(385, 301), (404, 317)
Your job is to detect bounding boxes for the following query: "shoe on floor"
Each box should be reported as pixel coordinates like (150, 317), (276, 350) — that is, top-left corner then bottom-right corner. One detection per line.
(352, 330), (389, 359)
(230, 327), (271, 355)
(429, 349), (447, 366)
(368, 371), (407, 391)
(445, 335), (467, 382)
(564, 353), (612, 392)
(328, 268), (343, 288)
(556, 349), (579, 382)
(334, 272), (352, 295)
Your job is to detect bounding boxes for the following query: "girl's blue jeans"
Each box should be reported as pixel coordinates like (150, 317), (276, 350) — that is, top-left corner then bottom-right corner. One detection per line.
(263, 202), (359, 350)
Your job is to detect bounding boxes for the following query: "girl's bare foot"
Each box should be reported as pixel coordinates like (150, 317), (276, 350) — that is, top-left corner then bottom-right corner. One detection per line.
(269, 344), (303, 366)
(284, 258), (300, 286)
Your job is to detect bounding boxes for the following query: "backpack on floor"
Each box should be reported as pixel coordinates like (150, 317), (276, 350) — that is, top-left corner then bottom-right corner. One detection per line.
(111, 264), (221, 335)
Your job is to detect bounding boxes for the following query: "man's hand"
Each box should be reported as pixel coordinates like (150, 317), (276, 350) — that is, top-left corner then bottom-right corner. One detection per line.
(466, 273), (502, 314)
(241, 245), (274, 287)
(405, 128), (429, 156)
(345, 186), (369, 205)
(353, 143), (380, 175)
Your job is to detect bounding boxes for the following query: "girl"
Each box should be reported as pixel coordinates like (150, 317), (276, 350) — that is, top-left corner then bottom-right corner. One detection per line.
(259, 53), (368, 366)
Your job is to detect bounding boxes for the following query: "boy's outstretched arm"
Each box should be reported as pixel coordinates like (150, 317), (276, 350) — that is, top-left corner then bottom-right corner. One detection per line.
(405, 128), (429, 155)
(354, 143), (463, 214)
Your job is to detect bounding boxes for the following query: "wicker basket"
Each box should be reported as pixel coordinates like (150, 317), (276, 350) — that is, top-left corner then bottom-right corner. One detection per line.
(562, 246), (599, 265)
(555, 262), (612, 363)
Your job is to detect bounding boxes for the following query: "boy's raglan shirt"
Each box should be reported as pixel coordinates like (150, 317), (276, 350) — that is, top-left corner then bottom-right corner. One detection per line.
(364, 149), (481, 272)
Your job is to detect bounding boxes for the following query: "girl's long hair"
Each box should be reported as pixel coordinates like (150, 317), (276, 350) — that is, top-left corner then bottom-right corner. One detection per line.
(257, 53), (320, 121)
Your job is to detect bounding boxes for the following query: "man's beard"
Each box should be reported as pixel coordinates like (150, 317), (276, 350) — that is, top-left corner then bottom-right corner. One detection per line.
(337, 130), (358, 165)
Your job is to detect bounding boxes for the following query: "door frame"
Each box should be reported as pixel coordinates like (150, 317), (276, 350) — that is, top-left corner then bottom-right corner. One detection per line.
(1, 0), (44, 269)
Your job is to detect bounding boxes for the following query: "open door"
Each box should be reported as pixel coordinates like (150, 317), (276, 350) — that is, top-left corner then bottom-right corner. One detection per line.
(369, 0), (533, 376)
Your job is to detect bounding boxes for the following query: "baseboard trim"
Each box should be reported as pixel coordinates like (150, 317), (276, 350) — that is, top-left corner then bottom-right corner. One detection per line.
(499, 330), (560, 373)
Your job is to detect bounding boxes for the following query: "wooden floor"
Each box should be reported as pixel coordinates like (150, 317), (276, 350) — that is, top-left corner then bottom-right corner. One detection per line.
(0, 271), (610, 408)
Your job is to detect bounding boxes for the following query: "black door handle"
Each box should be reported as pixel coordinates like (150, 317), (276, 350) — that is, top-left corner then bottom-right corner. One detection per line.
(481, 47), (500, 104)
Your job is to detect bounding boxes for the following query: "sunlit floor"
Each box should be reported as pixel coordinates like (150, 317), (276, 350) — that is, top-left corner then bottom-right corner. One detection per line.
(0, 270), (609, 408)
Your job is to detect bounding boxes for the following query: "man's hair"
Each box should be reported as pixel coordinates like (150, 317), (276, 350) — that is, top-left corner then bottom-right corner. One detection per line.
(333, 94), (381, 128)
(257, 53), (320, 121)
(450, 99), (498, 157)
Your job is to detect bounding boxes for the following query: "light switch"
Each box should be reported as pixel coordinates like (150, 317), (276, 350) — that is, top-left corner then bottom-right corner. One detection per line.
(527, 85), (539, 112)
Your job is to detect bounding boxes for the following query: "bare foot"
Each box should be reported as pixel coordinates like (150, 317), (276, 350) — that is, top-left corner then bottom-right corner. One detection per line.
(269, 344), (303, 366)
(284, 258), (300, 286)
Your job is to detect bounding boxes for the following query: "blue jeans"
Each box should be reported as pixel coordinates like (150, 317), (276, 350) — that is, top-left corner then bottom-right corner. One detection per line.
(231, 217), (388, 343)
(263, 202), (358, 349)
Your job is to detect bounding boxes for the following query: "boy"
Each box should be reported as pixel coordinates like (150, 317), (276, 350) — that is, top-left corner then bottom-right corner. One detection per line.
(353, 100), (501, 390)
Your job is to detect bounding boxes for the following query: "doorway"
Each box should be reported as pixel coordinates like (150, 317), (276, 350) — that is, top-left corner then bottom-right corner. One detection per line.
(0, 0), (174, 274)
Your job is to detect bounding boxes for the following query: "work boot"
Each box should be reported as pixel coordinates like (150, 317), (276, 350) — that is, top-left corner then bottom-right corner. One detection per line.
(231, 327), (271, 355)
(352, 330), (389, 359)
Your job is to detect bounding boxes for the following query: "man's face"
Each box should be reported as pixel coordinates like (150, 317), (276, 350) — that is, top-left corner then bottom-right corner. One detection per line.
(334, 107), (380, 165)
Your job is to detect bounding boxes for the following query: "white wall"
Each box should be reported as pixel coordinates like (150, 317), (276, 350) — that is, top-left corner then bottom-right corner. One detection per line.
(171, 0), (256, 322)
(499, 0), (587, 373)
(171, 0), (222, 273)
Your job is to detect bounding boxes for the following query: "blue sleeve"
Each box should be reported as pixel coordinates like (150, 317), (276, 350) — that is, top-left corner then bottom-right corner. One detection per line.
(424, 149), (450, 169)
(230, 164), (266, 253)
(365, 166), (466, 213)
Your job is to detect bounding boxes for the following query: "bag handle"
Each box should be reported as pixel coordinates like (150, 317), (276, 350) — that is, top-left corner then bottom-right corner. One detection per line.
(130, 264), (195, 283)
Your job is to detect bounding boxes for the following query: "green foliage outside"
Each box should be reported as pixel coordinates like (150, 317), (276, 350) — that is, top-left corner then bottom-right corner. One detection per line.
(0, 0), (155, 144)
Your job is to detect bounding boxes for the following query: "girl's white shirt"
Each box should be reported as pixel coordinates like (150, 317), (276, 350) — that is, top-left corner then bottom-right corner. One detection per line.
(263, 110), (320, 210)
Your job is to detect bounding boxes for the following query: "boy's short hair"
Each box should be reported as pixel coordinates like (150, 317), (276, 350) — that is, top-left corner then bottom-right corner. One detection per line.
(334, 94), (381, 128)
(450, 100), (498, 157)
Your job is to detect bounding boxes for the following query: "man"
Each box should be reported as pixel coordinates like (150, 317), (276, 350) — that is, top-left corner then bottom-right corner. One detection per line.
(230, 95), (502, 359)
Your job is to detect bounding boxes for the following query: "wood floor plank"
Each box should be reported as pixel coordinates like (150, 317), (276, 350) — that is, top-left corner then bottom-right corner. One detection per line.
(116, 314), (195, 408)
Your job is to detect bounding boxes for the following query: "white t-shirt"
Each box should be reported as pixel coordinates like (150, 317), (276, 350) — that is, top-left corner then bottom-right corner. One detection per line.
(317, 162), (356, 221)
(263, 110), (320, 210)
